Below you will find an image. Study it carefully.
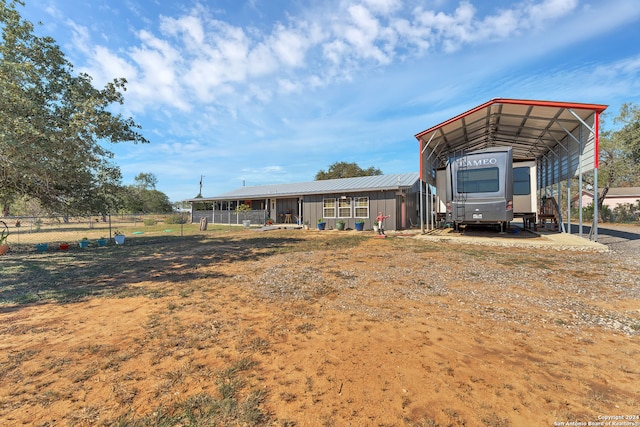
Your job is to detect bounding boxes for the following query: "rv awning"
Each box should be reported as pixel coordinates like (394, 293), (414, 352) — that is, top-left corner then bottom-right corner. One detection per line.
(415, 98), (608, 181)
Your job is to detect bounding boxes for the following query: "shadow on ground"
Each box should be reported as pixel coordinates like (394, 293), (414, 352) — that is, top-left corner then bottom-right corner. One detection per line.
(0, 234), (307, 307)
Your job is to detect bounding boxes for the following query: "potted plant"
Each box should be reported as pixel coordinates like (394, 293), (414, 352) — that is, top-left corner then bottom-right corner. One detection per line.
(336, 219), (346, 231)
(78, 237), (90, 248)
(114, 230), (125, 245)
(35, 243), (49, 253)
(303, 220), (310, 230)
(317, 218), (326, 230)
(355, 219), (365, 231)
(0, 221), (9, 256)
(96, 237), (108, 247)
(59, 242), (70, 251)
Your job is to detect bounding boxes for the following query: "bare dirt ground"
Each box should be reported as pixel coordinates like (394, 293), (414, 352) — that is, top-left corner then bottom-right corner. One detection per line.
(1, 225), (639, 426)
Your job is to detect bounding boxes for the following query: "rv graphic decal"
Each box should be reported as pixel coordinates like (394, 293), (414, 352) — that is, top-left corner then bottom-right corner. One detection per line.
(455, 157), (498, 167)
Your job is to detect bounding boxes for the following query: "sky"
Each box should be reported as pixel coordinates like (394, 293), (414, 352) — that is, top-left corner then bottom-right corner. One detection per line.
(16, 0), (640, 202)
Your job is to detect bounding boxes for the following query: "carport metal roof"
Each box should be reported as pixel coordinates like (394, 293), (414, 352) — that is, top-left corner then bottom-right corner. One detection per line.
(415, 98), (607, 176)
(414, 98), (608, 241)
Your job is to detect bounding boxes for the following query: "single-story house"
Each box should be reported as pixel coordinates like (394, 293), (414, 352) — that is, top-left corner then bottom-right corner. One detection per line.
(188, 173), (421, 231)
(573, 187), (640, 210)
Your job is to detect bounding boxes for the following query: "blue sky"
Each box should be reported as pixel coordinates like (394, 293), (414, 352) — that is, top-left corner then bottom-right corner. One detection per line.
(18, 0), (640, 202)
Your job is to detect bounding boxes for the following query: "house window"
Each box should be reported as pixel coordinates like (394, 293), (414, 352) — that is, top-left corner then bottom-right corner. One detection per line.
(354, 197), (369, 218)
(323, 198), (336, 218)
(338, 197), (352, 218)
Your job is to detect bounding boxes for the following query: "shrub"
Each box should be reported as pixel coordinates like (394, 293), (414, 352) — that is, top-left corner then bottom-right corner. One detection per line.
(144, 218), (157, 226)
(166, 214), (187, 224)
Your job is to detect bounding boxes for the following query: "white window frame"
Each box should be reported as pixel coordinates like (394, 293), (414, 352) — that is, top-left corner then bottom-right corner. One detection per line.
(338, 197), (352, 218)
(354, 197), (369, 218)
(323, 198), (337, 218)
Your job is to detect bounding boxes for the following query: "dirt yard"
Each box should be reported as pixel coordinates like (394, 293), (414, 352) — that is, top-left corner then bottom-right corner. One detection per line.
(1, 226), (639, 426)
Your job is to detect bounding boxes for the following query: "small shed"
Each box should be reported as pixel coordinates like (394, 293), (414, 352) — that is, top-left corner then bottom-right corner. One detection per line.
(188, 173), (421, 231)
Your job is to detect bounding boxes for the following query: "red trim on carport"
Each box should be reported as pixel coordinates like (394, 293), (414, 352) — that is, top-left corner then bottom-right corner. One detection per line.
(414, 98), (608, 140)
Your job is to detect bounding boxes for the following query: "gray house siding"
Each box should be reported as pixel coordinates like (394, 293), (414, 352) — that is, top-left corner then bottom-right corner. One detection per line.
(303, 190), (405, 231)
(188, 173), (420, 230)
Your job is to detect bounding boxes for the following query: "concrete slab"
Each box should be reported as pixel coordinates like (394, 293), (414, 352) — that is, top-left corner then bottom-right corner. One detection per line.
(411, 226), (608, 252)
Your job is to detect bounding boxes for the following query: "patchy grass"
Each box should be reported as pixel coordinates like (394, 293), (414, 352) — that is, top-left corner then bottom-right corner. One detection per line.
(109, 357), (267, 426)
(1, 226), (639, 426)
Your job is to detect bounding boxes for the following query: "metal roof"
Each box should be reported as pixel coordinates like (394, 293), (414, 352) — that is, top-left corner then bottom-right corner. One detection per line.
(191, 172), (420, 201)
(415, 98), (608, 177)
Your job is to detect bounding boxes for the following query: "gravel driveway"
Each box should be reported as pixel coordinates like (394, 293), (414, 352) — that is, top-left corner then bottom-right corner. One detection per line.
(572, 223), (640, 262)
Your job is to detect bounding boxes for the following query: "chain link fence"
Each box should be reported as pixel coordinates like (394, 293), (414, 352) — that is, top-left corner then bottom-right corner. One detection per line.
(1, 210), (284, 255)
(2, 212), (194, 248)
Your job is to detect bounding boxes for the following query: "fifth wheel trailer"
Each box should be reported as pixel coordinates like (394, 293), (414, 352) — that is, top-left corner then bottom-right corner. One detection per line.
(445, 147), (514, 229)
(435, 150), (537, 228)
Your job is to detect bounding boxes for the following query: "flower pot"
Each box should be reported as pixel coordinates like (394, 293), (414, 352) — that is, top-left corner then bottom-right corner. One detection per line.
(59, 243), (70, 251)
(96, 238), (107, 247)
(373, 225), (379, 233)
(317, 222), (326, 230)
(114, 235), (125, 245)
(36, 243), (49, 253)
(242, 220), (251, 228)
(355, 222), (364, 231)
(336, 222), (345, 231)
(0, 244), (8, 256)
(78, 240), (90, 248)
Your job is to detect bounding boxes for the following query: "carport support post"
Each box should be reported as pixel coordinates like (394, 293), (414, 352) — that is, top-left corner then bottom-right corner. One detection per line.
(578, 124), (583, 237)
(419, 179), (424, 232)
(562, 142), (568, 234)
(568, 109), (600, 242)
(593, 112), (599, 242)
(427, 184), (431, 231)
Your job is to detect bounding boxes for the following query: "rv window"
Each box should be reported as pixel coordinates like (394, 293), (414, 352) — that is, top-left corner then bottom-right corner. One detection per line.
(456, 167), (499, 193)
(514, 167), (530, 195)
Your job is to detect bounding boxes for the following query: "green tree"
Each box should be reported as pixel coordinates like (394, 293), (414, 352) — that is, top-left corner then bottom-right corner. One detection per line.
(122, 173), (171, 213)
(615, 103), (640, 163)
(0, 0), (147, 216)
(315, 162), (382, 180)
(139, 189), (172, 213)
(134, 172), (158, 190)
(120, 174), (172, 214)
(591, 103), (640, 221)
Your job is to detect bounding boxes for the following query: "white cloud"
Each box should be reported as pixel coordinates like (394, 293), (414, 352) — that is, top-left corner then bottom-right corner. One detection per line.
(361, 0), (402, 15)
(342, 4), (391, 63)
(269, 23), (309, 67)
(160, 14), (205, 46)
(62, 0), (637, 124)
(525, 0), (578, 27)
(128, 30), (189, 111)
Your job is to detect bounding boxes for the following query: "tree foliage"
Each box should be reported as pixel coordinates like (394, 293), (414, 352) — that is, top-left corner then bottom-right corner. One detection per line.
(120, 173), (172, 213)
(593, 103), (640, 220)
(0, 0), (148, 215)
(134, 172), (158, 190)
(315, 161), (382, 180)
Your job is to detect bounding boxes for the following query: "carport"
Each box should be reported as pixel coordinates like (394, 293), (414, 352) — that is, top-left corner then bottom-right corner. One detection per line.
(414, 98), (608, 241)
